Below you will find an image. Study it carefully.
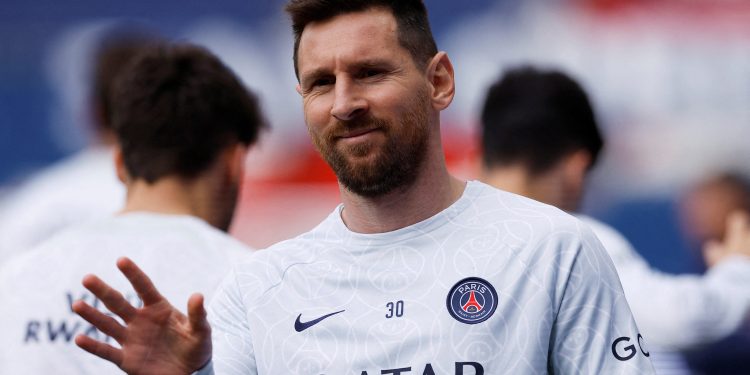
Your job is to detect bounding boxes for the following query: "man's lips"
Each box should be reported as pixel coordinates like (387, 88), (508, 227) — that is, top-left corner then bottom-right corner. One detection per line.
(337, 127), (379, 139)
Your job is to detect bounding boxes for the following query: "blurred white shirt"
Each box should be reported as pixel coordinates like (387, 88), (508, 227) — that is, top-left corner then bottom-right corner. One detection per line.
(0, 146), (124, 265)
(580, 215), (750, 349)
(0, 212), (253, 374)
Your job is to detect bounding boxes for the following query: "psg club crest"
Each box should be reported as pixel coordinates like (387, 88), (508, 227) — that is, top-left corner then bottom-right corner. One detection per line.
(446, 277), (498, 324)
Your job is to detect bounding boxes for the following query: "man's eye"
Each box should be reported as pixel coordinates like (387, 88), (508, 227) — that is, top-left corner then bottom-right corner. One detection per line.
(310, 78), (334, 88)
(360, 69), (382, 78)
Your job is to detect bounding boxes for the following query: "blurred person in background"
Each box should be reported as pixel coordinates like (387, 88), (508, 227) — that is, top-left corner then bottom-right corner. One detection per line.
(0, 41), (266, 374)
(681, 172), (750, 264)
(0, 29), (162, 266)
(480, 66), (750, 374)
(678, 172), (750, 374)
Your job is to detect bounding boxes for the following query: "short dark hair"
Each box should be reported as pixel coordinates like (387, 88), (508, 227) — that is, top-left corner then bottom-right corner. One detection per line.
(285, 0), (438, 79)
(480, 66), (603, 175)
(91, 29), (161, 133)
(112, 42), (267, 183)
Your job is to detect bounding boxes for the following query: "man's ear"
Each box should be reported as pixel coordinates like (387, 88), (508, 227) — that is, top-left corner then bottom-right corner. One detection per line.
(296, 83), (303, 96)
(113, 145), (129, 184)
(224, 143), (248, 184)
(425, 51), (455, 111)
(563, 150), (592, 184)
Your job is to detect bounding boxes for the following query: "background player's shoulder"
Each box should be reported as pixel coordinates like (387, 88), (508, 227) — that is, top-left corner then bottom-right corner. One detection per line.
(466, 180), (583, 231)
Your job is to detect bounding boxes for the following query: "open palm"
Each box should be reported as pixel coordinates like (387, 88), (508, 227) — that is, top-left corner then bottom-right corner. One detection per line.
(73, 257), (211, 375)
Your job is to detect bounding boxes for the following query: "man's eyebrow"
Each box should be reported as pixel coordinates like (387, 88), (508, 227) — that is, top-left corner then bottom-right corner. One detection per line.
(299, 68), (331, 85)
(300, 59), (397, 82)
(355, 58), (394, 68)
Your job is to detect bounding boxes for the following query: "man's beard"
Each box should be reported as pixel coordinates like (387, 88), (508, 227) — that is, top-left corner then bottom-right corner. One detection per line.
(311, 94), (430, 198)
(214, 179), (239, 232)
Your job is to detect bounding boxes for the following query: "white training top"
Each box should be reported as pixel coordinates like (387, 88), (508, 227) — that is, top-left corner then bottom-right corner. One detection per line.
(0, 212), (253, 374)
(0, 146), (124, 266)
(579, 215), (750, 350)
(200, 181), (654, 374)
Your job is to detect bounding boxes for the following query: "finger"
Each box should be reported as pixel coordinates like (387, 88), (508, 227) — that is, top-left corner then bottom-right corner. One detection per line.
(187, 293), (211, 335)
(75, 334), (124, 367)
(702, 240), (723, 268)
(727, 211), (750, 236)
(117, 257), (164, 306)
(82, 274), (136, 322)
(724, 211), (750, 255)
(72, 300), (126, 343)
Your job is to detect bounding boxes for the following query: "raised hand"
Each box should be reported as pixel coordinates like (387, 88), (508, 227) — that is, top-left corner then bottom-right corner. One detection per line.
(73, 257), (212, 375)
(703, 211), (750, 268)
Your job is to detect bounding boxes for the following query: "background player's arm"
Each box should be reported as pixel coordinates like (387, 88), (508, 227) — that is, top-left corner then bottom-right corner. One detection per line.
(600, 211), (750, 349)
(549, 224), (654, 374)
(73, 257), (211, 375)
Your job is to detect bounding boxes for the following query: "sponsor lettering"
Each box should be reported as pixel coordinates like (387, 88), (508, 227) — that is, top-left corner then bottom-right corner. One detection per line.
(357, 362), (484, 374)
(612, 334), (649, 361)
(22, 290), (140, 345)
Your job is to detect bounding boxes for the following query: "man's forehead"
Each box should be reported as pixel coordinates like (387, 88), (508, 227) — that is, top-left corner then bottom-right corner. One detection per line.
(301, 7), (397, 39)
(297, 8), (403, 74)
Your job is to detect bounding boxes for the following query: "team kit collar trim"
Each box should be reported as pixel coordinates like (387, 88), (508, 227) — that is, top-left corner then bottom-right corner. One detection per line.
(331, 181), (481, 246)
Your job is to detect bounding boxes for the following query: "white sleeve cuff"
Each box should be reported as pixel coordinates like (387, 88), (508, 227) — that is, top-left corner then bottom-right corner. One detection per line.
(193, 360), (214, 375)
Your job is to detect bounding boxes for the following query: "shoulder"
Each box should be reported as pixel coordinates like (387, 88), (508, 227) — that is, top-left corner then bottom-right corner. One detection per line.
(223, 210), (343, 302)
(464, 181), (588, 242)
(0, 148), (121, 209)
(0, 231), (82, 301)
(576, 215), (640, 263)
(577, 216), (628, 247)
(0, 149), (123, 251)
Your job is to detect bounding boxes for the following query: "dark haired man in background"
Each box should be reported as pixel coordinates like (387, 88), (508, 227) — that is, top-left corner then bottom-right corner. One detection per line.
(480, 66), (750, 372)
(74, 1), (654, 374)
(0, 42), (265, 374)
(0, 30), (156, 266)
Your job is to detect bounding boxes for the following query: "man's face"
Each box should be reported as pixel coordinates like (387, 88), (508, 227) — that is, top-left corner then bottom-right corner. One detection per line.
(680, 183), (739, 242)
(296, 8), (433, 197)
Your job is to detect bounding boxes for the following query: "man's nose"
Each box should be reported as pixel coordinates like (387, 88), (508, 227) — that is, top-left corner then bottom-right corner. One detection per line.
(330, 79), (367, 121)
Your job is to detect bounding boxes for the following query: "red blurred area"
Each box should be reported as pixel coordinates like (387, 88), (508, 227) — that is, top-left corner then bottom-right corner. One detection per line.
(231, 125), (478, 249)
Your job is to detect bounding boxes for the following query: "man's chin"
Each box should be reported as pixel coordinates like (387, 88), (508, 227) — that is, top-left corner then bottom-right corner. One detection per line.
(334, 148), (384, 166)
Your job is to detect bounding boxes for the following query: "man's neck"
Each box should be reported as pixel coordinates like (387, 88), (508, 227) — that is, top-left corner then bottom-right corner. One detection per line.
(121, 177), (206, 222)
(482, 166), (571, 211)
(338, 149), (466, 234)
(481, 166), (532, 198)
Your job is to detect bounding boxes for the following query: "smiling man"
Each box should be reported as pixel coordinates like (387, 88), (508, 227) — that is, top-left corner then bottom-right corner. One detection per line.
(73, 1), (654, 374)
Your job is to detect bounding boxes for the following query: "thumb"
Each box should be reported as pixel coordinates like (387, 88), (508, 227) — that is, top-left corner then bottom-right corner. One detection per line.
(702, 240), (724, 268)
(187, 293), (210, 335)
(726, 210), (750, 240)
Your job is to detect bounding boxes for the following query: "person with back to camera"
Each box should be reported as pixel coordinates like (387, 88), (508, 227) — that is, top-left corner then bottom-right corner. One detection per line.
(0, 41), (267, 374)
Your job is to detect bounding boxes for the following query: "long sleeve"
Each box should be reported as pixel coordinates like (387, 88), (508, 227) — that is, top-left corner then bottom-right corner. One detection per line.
(582, 216), (750, 349)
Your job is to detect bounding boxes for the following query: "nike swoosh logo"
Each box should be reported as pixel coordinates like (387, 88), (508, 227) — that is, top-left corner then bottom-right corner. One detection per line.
(294, 310), (345, 332)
